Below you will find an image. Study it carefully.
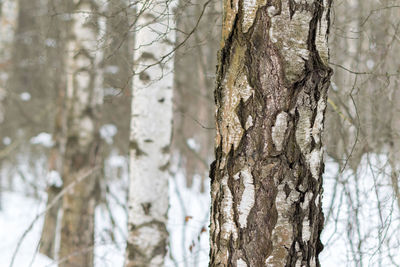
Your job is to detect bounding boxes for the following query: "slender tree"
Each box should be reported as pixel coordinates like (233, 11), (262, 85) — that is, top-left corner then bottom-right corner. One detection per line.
(209, 0), (332, 266)
(125, 0), (175, 266)
(58, 1), (104, 266)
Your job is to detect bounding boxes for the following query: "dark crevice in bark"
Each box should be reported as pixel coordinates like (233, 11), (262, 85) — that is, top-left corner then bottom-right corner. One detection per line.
(126, 220), (168, 264)
(214, 14), (239, 106)
(210, 1), (332, 266)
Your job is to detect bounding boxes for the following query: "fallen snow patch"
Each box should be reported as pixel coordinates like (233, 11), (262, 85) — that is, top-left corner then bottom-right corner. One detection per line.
(30, 132), (54, 148)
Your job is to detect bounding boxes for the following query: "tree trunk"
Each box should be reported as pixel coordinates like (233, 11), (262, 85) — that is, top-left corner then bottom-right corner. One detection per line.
(58, 1), (103, 266)
(101, 0), (133, 155)
(172, 0), (221, 189)
(40, 86), (66, 259)
(125, 1), (175, 266)
(40, 184), (62, 258)
(209, 0), (332, 266)
(39, 1), (68, 255)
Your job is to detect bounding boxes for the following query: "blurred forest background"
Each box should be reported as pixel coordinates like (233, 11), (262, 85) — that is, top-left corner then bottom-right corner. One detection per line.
(0, 0), (399, 266)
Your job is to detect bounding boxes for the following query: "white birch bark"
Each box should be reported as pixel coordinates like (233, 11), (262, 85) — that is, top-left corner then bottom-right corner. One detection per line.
(59, 1), (105, 266)
(125, 0), (175, 266)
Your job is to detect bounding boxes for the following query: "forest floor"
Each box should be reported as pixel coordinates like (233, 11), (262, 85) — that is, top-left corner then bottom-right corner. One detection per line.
(1, 154), (399, 266)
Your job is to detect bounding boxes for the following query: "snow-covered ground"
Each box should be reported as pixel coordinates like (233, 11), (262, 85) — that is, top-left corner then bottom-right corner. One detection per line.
(0, 192), (51, 267)
(166, 173), (210, 267)
(1, 153), (399, 266)
(321, 154), (400, 267)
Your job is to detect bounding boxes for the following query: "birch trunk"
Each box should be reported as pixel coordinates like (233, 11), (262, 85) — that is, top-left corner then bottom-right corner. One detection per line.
(209, 0), (332, 266)
(58, 1), (103, 266)
(125, 1), (175, 266)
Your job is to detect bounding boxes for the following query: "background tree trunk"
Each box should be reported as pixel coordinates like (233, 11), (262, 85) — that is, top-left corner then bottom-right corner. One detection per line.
(58, 1), (104, 266)
(209, 0), (332, 266)
(172, 0), (221, 189)
(0, 0), (19, 211)
(101, 0), (133, 155)
(39, 0), (68, 257)
(39, 88), (66, 258)
(125, 0), (175, 266)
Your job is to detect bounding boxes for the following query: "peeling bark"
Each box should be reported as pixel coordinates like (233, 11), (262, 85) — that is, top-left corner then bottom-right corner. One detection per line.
(125, 0), (175, 266)
(210, 0), (332, 266)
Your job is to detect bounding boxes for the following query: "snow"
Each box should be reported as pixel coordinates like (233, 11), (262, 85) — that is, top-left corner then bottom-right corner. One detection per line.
(45, 38), (57, 48)
(104, 65), (119, 74)
(186, 138), (200, 152)
(167, 173), (210, 267)
(47, 171), (63, 187)
(367, 59), (375, 69)
(95, 153), (129, 267)
(320, 154), (400, 267)
(100, 124), (118, 144)
(331, 82), (339, 91)
(2, 153), (399, 266)
(237, 258), (247, 267)
(107, 152), (127, 168)
(0, 192), (51, 267)
(20, 92), (31, 101)
(3, 136), (11, 145)
(30, 132), (54, 148)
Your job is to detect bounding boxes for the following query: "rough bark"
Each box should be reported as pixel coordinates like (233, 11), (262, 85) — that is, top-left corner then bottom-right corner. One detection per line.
(58, 1), (104, 266)
(209, 0), (332, 266)
(124, 0), (175, 266)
